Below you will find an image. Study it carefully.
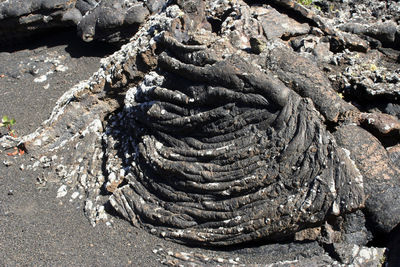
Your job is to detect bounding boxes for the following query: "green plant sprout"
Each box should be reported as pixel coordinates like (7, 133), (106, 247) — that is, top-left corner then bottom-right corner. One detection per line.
(297, 0), (322, 11)
(297, 0), (313, 5)
(0, 115), (16, 137)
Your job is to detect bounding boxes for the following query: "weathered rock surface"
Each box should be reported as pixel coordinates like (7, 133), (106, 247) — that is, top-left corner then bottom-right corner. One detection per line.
(76, 0), (154, 42)
(1, 0), (400, 265)
(109, 41), (364, 246)
(0, 0), (161, 45)
(0, 0), (82, 43)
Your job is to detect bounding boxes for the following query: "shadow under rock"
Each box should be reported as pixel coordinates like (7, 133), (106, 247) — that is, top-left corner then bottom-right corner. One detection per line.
(383, 224), (400, 267)
(1, 28), (120, 58)
(64, 32), (120, 58)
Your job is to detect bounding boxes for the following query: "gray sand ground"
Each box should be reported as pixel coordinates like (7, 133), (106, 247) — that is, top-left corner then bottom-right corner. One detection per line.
(0, 32), (164, 266)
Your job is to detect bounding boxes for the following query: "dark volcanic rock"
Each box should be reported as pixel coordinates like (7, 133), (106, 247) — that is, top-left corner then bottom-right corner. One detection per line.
(109, 42), (364, 246)
(1, 0), (400, 265)
(75, 0), (99, 15)
(0, 0), (77, 43)
(386, 103), (400, 119)
(335, 125), (400, 234)
(341, 210), (373, 246)
(256, 6), (310, 40)
(77, 0), (152, 43)
(0, 0), (163, 45)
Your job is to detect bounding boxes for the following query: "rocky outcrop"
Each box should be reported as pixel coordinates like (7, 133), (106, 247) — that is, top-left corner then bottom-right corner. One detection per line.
(0, 0), (80, 43)
(76, 0), (156, 42)
(0, 0), (159, 45)
(1, 0), (400, 265)
(109, 39), (365, 245)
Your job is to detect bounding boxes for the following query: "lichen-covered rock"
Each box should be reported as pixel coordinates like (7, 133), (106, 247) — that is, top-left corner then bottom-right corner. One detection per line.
(1, 0), (400, 264)
(340, 52), (400, 101)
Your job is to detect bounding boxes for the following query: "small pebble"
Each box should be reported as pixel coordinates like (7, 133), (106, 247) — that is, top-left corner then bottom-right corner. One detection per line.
(71, 191), (79, 199)
(3, 160), (11, 167)
(56, 185), (68, 198)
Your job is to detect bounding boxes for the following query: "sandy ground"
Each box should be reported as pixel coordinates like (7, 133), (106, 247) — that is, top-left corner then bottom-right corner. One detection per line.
(0, 31), (167, 266)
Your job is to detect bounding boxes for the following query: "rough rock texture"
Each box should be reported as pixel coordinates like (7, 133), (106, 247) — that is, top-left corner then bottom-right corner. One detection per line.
(0, 0), (83, 43)
(107, 34), (364, 246)
(153, 241), (386, 266)
(1, 0), (400, 265)
(76, 0), (154, 42)
(0, 0), (161, 45)
(335, 125), (400, 234)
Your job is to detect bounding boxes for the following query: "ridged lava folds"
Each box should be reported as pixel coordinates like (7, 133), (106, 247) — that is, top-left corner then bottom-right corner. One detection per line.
(109, 40), (364, 246)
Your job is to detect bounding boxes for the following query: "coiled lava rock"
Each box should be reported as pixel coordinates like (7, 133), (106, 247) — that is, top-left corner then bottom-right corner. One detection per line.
(109, 37), (364, 245)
